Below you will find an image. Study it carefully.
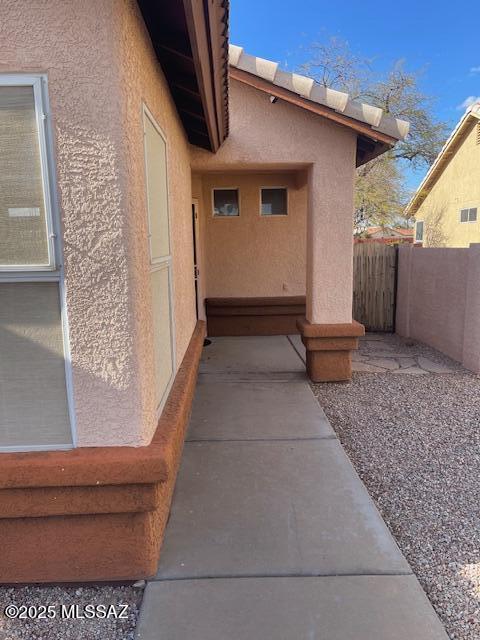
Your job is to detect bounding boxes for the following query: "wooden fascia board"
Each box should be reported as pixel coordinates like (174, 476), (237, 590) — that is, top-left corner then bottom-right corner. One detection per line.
(229, 66), (397, 148)
(205, 1), (227, 143)
(183, 0), (220, 151)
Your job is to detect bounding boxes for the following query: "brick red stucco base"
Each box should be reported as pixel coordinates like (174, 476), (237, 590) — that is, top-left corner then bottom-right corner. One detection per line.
(0, 321), (205, 583)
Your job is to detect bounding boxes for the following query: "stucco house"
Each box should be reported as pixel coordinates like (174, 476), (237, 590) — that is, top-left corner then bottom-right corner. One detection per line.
(406, 102), (480, 247)
(355, 225), (413, 244)
(0, 1), (408, 583)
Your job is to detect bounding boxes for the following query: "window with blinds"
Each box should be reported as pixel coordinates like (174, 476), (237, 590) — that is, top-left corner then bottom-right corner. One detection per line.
(143, 106), (175, 414)
(0, 76), (72, 450)
(0, 82), (55, 270)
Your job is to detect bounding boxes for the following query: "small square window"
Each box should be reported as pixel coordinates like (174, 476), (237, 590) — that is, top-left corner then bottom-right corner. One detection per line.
(460, 207), (477, 222)
(261, 188), (288, 216)
(213, 189), (239, 216)
(415, 220), (424, 242)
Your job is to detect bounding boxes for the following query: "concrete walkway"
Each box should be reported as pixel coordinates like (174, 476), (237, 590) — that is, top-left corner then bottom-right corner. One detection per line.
(136, 336), (448, 640)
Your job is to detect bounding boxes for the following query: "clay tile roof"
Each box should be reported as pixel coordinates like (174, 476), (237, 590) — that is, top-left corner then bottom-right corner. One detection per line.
(228, 45), (410, 142)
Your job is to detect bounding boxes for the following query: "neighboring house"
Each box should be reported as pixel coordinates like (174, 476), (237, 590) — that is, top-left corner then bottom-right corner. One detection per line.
(406, 103), (480, 247)
(0, 1), (408, 583)
(355, 225), (414, 244)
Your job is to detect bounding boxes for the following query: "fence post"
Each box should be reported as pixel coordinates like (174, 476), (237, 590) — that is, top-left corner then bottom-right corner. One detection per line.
(462, 243), (480, 374)
(395, 244), (413, 337)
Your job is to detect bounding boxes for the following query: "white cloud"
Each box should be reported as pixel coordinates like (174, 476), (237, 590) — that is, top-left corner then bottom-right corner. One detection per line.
(470, 66), (480, 74)
(457, 96), (480, 110)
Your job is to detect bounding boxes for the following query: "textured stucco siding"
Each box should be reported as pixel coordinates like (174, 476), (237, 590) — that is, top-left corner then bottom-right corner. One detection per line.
(0, 0), (196, 446)
(192, 172), (307, 298)
(0, 1), (137, 446)
(190, 79), (357, 324)
(416, 122), (480, 247)
(116, 0), (196, 446)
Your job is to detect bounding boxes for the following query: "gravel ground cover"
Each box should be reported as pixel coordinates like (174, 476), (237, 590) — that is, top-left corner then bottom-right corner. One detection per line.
(0, 583), (144, 640)
(312, 333), (480, 640)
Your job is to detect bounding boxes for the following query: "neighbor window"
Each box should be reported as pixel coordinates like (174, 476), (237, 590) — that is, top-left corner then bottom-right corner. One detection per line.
(143, 105), (175, 414)
(415, 220), (424, 242)
(0, 75), (72, 451)
(460, 207), (477, 223)
(213, 188), (239, 216)
(261, 187), (288, 216)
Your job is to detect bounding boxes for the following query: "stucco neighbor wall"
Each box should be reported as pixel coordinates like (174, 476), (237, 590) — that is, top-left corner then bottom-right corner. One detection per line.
(192, 172), (307, 298)
(0, 0), (196, 447)
(190, 79), (357, 325)
(415, 121), (480, 247)
(396, 244), (480, 373)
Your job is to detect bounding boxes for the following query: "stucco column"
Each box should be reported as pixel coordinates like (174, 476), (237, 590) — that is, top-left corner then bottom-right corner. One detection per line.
(298, 160), (364, 382)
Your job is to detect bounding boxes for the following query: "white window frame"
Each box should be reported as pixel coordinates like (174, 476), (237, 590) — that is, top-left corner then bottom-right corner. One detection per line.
(0, 75), (57, 272)
(459, 207), (477, 223)
(212, 187), (240, 217)
(259, 186), (289, 216)
(0, 74), (76, 452)
(142, 104), (176, 418)
(415, 220), (424, 242)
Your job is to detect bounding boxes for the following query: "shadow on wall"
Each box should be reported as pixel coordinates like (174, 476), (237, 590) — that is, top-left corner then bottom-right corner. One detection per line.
(424, 206), (447, 248)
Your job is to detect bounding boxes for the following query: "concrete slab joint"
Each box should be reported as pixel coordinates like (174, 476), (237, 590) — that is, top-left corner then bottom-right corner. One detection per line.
(297, 317), (365, 382)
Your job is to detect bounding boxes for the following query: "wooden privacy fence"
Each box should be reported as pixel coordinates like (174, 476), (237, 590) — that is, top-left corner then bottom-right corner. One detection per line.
(353, 243), (398, 332)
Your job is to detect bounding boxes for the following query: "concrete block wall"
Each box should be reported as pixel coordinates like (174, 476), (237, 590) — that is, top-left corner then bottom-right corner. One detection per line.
(396, 244), (480, 373)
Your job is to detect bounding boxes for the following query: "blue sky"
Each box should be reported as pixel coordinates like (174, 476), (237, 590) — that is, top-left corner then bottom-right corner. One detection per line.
(230, 0), (479, 191)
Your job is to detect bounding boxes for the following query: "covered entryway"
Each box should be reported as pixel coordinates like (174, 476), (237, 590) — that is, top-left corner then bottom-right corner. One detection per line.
(187, 47), (409, 383)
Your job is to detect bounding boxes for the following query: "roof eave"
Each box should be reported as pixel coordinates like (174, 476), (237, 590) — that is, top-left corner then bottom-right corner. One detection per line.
(137, 0), (229, 152)
(405, 107), (480, 217)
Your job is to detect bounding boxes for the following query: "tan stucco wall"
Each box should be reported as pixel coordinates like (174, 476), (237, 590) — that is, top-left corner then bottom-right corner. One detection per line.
(0, 1), (196, 447)
(190, 79), (357, 324)
(192, 172), (307, 298)
(396, 244), (480, 373)
(116, 0), (196, 446)
(416, 121), (480, 247)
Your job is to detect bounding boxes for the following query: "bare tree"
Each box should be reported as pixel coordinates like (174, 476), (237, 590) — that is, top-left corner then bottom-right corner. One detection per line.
(424, 206), (447, 247)
(300, 38), (448, 228)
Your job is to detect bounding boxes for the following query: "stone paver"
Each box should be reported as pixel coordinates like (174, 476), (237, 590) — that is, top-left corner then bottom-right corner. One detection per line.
(187, 380), (333, 441)
(156, 439), (410, 579)
(352, 361), (385, 373)
(138, 576), (448, 640)
(354, 333), (456, 375)
(391, 366), (429, 375)
(417, 356), (455, 374)
(367, 357), (400, 370)
(399, 357), (417, 368)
